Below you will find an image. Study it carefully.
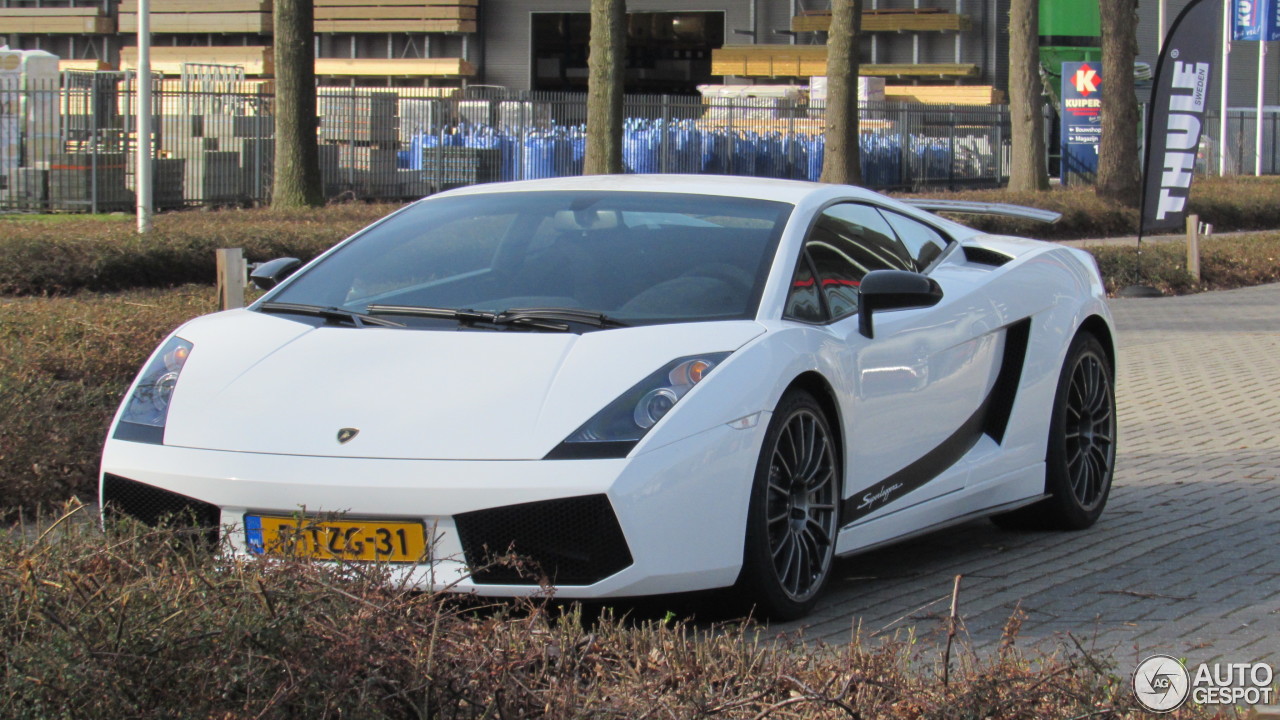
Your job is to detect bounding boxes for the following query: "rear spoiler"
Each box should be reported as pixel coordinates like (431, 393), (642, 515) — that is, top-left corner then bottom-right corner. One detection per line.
(903, 199), (1062, 224)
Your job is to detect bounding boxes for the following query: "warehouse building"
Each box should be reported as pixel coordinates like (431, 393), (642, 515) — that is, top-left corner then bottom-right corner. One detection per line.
(2, 1), (1274, 104)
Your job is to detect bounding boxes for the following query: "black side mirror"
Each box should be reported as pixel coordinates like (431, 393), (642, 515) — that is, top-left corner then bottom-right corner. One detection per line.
(249, 257), (302, 291)
(858, 269), (944, 339)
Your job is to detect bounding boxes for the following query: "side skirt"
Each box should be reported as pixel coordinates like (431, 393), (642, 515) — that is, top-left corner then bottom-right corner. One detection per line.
(835, 494), (1050, 559)
(834, 462), (1046, 557)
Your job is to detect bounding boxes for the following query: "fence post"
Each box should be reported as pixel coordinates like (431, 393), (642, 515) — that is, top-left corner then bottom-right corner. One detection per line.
(660, 94), (670, 174)
(948, 108), (957, 190)
(217, 248), (247, 310)
(90, 79), (99, 214)
(1185, 214), (1201, 283)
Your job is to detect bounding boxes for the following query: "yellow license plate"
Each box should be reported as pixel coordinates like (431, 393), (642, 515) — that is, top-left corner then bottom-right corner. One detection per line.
(247, 515), (427, 562)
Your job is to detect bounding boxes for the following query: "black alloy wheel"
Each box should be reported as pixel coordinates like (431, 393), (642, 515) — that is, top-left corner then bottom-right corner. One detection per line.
(736, 389), (840, 620)
(993, 331), (1116, 531)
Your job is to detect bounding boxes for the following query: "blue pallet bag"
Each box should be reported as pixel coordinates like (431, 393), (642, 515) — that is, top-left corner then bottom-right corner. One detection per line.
(806, 134), (824, 181)
(732, 132), (757, 177)
(701, 131), (725, 174)
(523, 134), (552, 179)
(624, 121), (660, 174)
(568, 127), (586, 176)
(671, 122), (700, 174)
(779, 134), (803, 180)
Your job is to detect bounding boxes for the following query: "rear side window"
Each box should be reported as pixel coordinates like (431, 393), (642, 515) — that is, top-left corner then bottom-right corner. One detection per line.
(879, 210), (951, 270)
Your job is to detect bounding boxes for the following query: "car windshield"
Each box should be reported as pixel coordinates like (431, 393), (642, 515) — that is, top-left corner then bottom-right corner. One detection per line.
(267, 191), (792, 328)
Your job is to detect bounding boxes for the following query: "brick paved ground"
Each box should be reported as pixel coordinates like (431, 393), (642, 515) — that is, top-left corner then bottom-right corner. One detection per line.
(777, 283), (1280, 666)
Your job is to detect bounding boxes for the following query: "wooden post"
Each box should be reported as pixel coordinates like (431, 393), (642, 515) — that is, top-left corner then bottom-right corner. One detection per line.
(1185, 214), (1201, 283)
(217, 248), (246, 310)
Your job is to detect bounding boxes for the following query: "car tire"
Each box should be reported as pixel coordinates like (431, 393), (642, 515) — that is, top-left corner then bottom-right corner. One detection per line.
(992, 331), (1116, 531)
(735, 389), (841, 620)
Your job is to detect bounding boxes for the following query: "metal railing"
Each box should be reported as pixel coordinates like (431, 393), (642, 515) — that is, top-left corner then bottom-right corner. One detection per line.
(0, 78), (1014, 213)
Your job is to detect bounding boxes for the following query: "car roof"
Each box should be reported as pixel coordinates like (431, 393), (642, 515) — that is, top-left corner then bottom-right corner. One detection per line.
(432, 174), (885, 205)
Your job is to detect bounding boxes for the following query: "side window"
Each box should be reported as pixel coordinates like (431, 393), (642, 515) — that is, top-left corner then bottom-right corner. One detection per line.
(879, 210), (950, 271)
(783, 254), (825, 322)
(804, 203), (913, 319)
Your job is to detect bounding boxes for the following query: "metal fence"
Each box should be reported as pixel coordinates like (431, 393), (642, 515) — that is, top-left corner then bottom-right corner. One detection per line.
(0, 77), (1014, 213)
(1201, 109), (1280, 176)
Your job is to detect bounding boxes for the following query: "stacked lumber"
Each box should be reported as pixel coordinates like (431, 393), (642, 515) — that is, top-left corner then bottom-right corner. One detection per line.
(793, 9), (971, 33)
(884, 85), (1006, 105)
(694, 117), (894, 134)
(314, 0), (477, 33)
(0, 7), (113, 34)
(120, 46), (274, 76)
(59, 59), (114, 73)
(319, 92), (399, 144)
(863, 63), (979, 78)
(119, 0), (272, 34)
(711, 46), (977, 79)
(314, 58), (475, 78)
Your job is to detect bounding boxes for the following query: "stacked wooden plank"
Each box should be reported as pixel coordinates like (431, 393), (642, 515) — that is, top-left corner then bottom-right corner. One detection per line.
(119, 46), (274, 76)
(711, 46), (977, 79)
(793, 9), (971, 34)
(0, 7), (114, 34)
(314, 58), (475, 78)
(884, 85), (1006, 105)
(118, 0), (272, 34)
(319, 92), (399, 144)
(318, 91), (405, 199)
(58, 60), (114, 73)
(314, 0), (477, 33)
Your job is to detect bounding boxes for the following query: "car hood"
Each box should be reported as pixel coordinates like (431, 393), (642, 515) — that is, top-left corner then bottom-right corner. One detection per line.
(160, 310), (765, 460)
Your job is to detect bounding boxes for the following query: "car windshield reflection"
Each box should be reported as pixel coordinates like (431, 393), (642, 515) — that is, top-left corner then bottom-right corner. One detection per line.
(266, 191), (792, 329)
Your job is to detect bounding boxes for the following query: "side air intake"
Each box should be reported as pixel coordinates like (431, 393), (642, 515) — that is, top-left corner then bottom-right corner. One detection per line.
(963, 245), (1015, 267)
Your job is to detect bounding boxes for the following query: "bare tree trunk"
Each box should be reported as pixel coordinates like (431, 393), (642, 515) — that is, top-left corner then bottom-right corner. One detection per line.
(272, 0), (323, 208)
(584, 0), (625, 175)
(1096, 0), (1142, 206)
(820, 0), (862, 185)
(1008, 0), (1048, 191)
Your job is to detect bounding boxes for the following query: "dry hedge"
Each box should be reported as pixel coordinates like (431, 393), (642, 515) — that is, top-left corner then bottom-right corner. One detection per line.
(1, 505), (1212, 719)
(0, 203), (400, 296)
(906, 175), (1280, 240)
(0, 286), (212, 516)
(0, 177), (1278, 297)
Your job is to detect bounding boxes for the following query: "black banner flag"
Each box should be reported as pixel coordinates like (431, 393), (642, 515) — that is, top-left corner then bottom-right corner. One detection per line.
(1140, 0), (1222, 236)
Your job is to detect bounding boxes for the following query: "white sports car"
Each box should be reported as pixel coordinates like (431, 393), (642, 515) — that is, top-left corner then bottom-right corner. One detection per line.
(101, 175), (1116, 619)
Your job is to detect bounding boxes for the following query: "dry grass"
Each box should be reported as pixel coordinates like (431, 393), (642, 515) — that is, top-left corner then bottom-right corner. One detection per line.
(1087, 231), (1280, 296)
(0, 505), (1219, 719)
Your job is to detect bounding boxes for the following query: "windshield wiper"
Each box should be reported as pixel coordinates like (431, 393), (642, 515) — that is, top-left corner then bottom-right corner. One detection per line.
(258, 301), (405, 328)
(502, 307), (629, 328)
(366, 304), (572, 332)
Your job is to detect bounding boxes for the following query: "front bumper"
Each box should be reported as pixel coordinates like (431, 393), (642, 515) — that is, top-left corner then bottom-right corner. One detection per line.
(100, 422), (764, 598)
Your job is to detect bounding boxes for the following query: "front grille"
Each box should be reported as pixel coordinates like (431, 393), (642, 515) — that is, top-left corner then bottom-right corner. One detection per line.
(101, 474), (221, 548)
(454, 494), (633, 586)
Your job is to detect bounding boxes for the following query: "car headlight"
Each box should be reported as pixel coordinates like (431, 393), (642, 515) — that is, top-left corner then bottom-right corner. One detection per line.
(112, 337), (193, 445)
(545, 353), (730, 459)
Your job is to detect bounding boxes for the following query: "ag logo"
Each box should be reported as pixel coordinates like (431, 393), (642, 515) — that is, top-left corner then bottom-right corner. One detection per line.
(336, 427), (359, 444)
(1073, 63), (1100, 95)
(1133, 654), (1191, 712)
